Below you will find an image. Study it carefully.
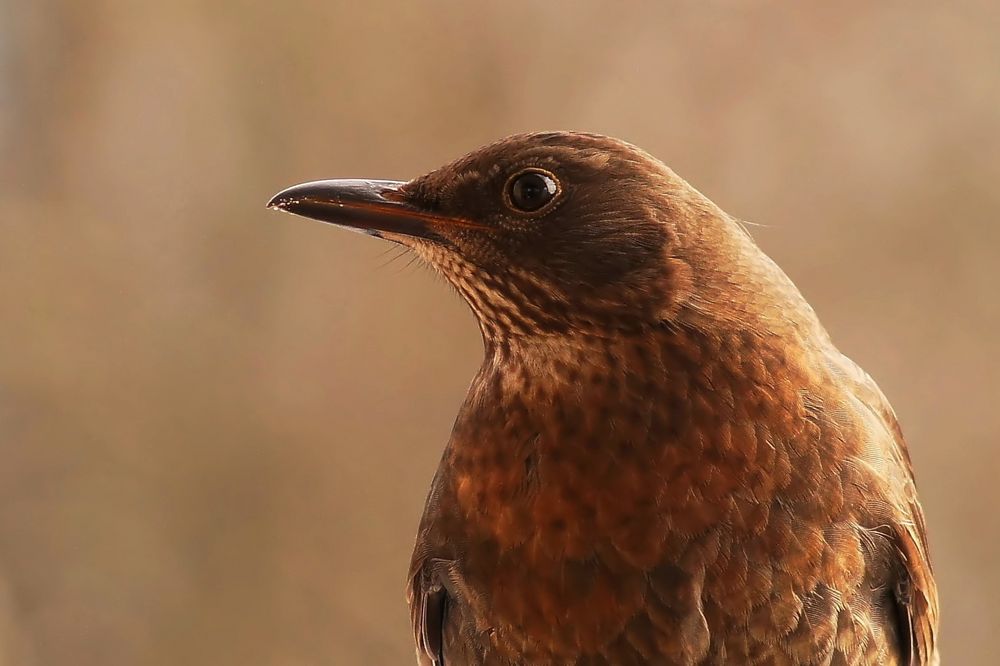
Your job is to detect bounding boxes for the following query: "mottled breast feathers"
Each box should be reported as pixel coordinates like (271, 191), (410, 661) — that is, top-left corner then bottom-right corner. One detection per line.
(408, 320), (937, 665)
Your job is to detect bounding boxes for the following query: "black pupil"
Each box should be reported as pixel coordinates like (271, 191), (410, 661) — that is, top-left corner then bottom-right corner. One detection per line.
(510, 172), (555, 211)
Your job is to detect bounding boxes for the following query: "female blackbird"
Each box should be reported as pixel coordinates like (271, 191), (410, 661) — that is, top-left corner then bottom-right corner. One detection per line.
(269, 132), (938, 665)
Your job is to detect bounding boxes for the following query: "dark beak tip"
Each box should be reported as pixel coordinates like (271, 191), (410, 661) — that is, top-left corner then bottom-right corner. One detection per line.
(266, 187), (303, 211)
(265, 179), (405, 213)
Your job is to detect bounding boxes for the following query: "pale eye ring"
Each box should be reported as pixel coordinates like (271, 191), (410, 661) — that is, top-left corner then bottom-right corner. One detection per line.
(504, 169), (560, 214)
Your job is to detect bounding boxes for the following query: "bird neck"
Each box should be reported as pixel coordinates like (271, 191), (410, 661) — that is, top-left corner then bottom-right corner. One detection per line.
(476, 332), (645, 411)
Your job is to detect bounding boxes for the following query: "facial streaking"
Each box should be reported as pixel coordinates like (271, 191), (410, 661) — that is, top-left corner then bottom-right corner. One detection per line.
(269, 132), (709, 340)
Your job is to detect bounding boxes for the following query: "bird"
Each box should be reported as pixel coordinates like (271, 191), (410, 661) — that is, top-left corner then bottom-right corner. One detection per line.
(268, 132), (938, 665)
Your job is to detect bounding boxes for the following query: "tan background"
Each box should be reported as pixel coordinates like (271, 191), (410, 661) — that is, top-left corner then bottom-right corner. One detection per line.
(1, 2), (998, 664)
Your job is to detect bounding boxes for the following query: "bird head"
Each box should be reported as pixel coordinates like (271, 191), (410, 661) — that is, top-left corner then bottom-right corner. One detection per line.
(268, 132), (759, 340)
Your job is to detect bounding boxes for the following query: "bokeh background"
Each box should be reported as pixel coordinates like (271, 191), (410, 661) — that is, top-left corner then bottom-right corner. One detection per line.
(1, 2), (998, 664)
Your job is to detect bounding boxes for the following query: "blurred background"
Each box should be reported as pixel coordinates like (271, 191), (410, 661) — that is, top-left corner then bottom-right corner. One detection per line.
(1, 1), (997, 664)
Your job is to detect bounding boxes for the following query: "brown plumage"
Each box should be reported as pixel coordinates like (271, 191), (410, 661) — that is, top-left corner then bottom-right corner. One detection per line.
(268, 132), (938, 665)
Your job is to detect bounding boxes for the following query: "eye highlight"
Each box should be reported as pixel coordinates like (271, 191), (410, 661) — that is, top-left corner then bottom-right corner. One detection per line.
(505, 169), (560, 214)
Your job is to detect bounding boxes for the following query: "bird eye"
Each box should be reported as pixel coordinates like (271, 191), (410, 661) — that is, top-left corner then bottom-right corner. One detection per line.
(505, 169), (559, 213)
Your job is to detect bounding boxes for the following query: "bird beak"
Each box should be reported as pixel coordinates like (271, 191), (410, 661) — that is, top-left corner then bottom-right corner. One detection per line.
(267, 179), (478, 241)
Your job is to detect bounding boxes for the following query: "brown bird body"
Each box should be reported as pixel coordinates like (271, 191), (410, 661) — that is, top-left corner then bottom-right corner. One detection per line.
(269, 132), (938, 665)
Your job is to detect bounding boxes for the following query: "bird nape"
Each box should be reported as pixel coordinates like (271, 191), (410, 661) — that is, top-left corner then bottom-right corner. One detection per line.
(268, 132), (938, 666)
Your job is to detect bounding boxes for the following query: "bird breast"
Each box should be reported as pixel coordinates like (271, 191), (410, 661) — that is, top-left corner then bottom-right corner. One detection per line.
(434, 325), (859, 660)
